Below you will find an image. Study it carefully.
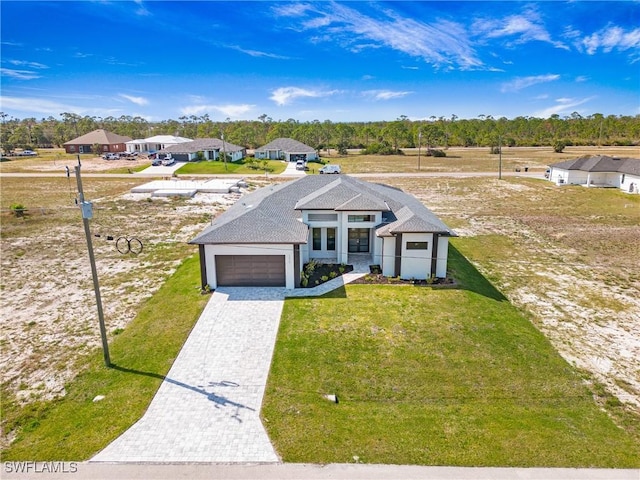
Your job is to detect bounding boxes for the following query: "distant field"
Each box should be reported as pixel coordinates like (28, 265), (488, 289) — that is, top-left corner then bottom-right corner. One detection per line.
(321, 145), (640, 174)
(2, 146), (638, 174)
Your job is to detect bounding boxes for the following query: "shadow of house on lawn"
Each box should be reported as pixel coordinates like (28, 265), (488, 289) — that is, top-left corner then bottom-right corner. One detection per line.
(447, 244), (507, 302)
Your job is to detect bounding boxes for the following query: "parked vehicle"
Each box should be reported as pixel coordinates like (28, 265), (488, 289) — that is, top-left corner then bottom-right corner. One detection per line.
(296, 160), (306, 170)
(162, 156), (176, 166)
(19, 150), (37, 156)
(151, 158), (162, 166)
(102, 153), (119, 160)
(319, 164), (341, 174)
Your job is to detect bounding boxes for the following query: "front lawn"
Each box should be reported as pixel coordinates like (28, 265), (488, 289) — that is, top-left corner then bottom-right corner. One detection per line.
(176, 159), (287, 175)
(262, 246), (640, 467)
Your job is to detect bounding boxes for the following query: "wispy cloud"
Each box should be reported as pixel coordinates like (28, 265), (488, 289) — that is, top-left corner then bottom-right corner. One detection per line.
(472, 7), (568, 50)
(270, 86), (338, 106)
(7, 60), (48, 69)
(181, 103), (255, 118)
(501, 74), (560, 92)
(0, 68), (42, 80)
(533, 96), (595, 118)
(362, 89), (413, 101)
(0, 96), (82, 115)
(133, 0), (151, 17)
(272, 2), (483, 70)
(119, 94), (149, 106)
(229, 45), (290, 60)
(579, 25), (640, 56)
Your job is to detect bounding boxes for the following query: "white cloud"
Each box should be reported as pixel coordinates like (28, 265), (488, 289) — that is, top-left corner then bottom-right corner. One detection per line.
(501, 74), (560, 92)
(0, 68), (42, 80)
(472, 8), (567, 50)
(180, 103), (255, 118)
(0, 96), (81, 115)
(579, 25), (640, 55)
(229, 45), (290, 59)
(362, 90), (413, 101)
(273, 2), (483, 70)
(269, 86), (338, 106)
(8, 60), (48, 69)
(533, 97), (595, 118)
(575, 75), (589, 83)
(119, 94), (149, 106)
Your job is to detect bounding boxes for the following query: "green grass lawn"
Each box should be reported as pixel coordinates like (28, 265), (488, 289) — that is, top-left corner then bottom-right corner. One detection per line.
(1, 255), (209, 460)
(176, 159), (287, 175)
(261, 245), (640, 467)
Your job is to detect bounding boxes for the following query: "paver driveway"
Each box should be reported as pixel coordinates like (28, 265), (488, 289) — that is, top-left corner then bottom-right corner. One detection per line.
(92, 287), (285, 463)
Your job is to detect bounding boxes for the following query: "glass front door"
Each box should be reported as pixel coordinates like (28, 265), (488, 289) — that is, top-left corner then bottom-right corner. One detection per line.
(348, 228), (370, 253)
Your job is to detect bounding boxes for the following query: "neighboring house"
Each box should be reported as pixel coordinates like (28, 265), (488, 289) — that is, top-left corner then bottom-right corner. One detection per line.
(190, 175), (455, 289)
(548, 155), (640, 194)
(63, 129), (132, 155)
(159, 138), (246, 162)
(254, 138), (318, 162)
(125, 135), (192, 154)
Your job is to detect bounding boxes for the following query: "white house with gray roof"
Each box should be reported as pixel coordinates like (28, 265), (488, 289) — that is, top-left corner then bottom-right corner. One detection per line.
(254, 138), (318, 162)
(548, 155), (640, 193)
(160, 138), (246, 162)
(125, 135), (192, 154)
(190, 175), (455, 289)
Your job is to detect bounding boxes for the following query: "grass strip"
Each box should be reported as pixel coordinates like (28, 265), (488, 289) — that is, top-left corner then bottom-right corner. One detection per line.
(262, 246), (640, 467)
(176, 159), (286, 175)
(2, 255), (209, 460)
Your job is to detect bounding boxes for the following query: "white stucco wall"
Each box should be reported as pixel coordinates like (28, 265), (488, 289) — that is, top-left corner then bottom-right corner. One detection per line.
(381, 236), (396, 277)
(621, 173), (640, 194)
(204, 244), (295, 289)
(436, 236), (449, 278)
(400, 233), (433, 280)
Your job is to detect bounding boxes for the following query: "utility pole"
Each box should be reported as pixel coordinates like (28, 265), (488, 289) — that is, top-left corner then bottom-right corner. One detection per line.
(74, 159), (111, 367)
(221, 131), (227, 171)
(418, 129), (422, 171)
(498, 134), (503, 180)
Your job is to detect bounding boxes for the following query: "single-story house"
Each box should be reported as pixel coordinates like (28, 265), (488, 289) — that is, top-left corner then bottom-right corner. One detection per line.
(548, 155), (640, 194)
(190, 175), (456, 289)
(125, 135), (192, 154)
(63, 129), (132, 155)
(159, 138), (246, 162)
(254, 138), (318, 162)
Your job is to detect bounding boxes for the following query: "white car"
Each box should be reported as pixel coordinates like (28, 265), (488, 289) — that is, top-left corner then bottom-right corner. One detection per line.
(319, 164), (341, 174)
(162, 157), (176, 166)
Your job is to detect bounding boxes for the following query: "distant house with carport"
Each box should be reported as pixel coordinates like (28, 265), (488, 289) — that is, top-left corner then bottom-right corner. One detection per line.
(159, 138), (246, 162)
(63, 129), (132, 155)
(548, 155), (640, 194)
(254, 138), (318, 162)
(125, 135), (192, 154)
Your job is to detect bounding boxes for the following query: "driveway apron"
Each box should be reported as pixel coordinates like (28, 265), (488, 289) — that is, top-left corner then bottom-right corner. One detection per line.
(92, 287), (284, 463)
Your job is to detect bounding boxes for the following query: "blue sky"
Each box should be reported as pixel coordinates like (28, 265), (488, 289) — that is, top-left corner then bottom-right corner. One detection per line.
(1, 1), (639, 122)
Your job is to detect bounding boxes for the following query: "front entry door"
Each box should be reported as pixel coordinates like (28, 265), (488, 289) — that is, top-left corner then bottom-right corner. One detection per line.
(348, 228), (370, 253)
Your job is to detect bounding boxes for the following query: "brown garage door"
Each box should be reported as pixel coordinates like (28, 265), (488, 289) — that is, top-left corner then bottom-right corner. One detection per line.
(215, 255), (286, 287)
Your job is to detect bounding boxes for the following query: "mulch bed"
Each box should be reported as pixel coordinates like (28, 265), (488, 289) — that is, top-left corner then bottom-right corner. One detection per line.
(302, 263), (354, 288)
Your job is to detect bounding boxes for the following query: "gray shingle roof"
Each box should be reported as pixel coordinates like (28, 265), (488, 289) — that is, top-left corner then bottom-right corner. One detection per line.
(190, 175), (454, 245)
(63, 129), (132, 145)
(550, 156), (640, 176)
(255, 138), (315, 153)
(160, 138), (244, 154)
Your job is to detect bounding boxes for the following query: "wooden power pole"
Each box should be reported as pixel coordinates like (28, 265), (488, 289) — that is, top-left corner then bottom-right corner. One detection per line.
(74, 159), (111, 367)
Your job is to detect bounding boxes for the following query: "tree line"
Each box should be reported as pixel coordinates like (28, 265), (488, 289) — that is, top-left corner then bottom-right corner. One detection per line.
(1, 111), (638, 154)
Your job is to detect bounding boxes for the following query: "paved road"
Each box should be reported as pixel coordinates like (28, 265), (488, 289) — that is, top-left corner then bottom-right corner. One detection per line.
(3, 463), (638, 480)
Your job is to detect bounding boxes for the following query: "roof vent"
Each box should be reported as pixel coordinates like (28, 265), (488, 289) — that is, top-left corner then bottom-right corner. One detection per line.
(612, 156), (620, 160)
